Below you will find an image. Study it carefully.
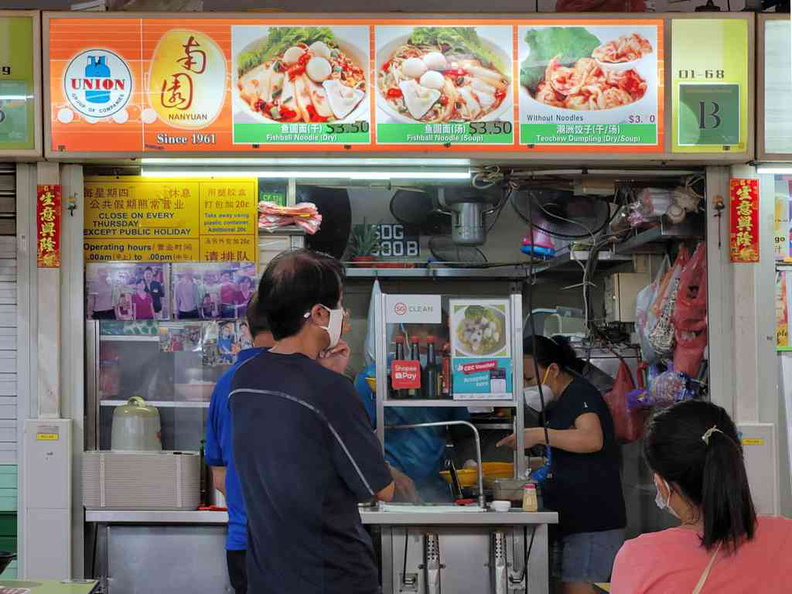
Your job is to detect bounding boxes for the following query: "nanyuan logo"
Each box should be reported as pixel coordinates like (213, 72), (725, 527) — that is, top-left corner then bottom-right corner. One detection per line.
(63, 49), (132, 119)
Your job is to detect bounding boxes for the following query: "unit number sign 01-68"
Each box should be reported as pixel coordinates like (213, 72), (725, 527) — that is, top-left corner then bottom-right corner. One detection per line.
(373, 223), (419, 258)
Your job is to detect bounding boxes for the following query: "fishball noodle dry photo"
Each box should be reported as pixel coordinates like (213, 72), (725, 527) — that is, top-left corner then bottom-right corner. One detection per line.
(521, 28), (652, 111)
(378, 26), (511, 123)
(236, 26), (367, 124)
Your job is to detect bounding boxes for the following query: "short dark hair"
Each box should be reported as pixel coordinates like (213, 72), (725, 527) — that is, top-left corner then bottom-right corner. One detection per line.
(144, 266), (153, 273)
(645, 400), (757, 553)
(245, 292), (269, 338)
(257, 249), (343, 340)
(523, 335), (583, 374)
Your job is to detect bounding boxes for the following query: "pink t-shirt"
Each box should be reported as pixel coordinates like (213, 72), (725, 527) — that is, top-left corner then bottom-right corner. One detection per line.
(611, 516), (792, 594)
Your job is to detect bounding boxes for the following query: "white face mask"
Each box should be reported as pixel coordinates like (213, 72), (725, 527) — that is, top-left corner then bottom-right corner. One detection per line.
(654, 477), (680, 519)
(523, 385), (556, 412)
(318, 305), (344, 348)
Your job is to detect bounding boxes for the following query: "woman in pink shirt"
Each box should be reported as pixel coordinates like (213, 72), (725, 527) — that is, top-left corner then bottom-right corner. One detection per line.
(612, 400), (792, 593)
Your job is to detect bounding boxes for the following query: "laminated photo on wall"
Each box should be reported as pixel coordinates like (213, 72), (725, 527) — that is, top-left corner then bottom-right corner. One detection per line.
(158, 323), (203, 353)
(202, 320), (249, 366)
(86, 262), (170, 321)
(172, 262), (257, 320)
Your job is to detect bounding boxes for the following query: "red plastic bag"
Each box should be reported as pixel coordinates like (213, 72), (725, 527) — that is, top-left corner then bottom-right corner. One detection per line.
(604, 360), (648, 444)
(673, 243), (707, 376)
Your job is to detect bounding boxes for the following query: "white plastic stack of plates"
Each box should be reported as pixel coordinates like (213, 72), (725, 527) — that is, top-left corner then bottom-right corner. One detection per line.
(83, 451), (200, 510)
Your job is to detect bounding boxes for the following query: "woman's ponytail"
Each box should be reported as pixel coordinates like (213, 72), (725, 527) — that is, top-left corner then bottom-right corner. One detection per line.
(645, 400), (758, 553)
(701, 430), (757, 551)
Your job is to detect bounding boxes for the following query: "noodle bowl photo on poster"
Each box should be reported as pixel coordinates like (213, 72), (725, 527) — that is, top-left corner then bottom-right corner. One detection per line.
(517, 24), (660, 147)
(231, 24), (371, 145)
(375, 24), (515, 145)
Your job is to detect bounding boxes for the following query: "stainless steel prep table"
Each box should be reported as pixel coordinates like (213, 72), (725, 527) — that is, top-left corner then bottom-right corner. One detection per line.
(86, 508), (557, 594)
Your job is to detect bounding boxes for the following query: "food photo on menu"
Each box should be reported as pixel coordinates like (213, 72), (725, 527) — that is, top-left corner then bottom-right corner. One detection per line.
(376, 25), (512, 125)
(517, 24), (659, 147)
(231, 25), (371, 144)
(171, 262), (257, 321)
(86, 263), (170, 322)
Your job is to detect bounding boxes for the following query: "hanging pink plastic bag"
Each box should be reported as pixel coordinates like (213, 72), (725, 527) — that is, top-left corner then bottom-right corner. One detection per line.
(604, 359), (648, 443)
(673, 243), (707, 376)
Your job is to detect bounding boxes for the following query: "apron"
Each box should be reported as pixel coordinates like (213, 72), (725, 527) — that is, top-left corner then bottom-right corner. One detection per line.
(692, 542), (722, 594)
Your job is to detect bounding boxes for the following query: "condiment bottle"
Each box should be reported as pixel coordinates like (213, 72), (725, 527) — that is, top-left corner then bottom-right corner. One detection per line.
(393, 335), (406, 399)
(423, 336), (441, 399)
(407, 335), (422, 399)
(441, 342), (452, 399)
(522, 483), (538, 512)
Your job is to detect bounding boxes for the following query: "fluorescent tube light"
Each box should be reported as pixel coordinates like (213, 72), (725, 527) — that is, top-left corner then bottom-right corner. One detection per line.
(141, 157), (471, 167)
(140, 168), (471, 181)
(757, 166), (792, 175)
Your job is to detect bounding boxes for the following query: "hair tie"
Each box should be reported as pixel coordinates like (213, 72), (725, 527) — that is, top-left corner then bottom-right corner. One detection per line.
(702, 425), (723, 446)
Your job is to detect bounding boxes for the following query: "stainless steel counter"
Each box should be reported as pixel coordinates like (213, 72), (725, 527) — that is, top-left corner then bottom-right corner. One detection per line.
(86, 508), (557, 594)
(85, 508), (558, 526)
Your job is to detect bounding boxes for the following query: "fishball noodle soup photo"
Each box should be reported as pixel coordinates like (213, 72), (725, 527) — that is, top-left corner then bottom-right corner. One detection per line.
(376, 25), (512, 123)
(453, 304), (507, 357)
(519, 26), (655, 112)
(233, 25), (369, 124)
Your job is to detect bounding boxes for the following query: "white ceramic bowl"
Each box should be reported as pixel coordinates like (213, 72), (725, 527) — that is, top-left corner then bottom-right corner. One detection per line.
(375, 34), (513, 125)
(233, 37), (369, 125)
(490, 500), (512, 512)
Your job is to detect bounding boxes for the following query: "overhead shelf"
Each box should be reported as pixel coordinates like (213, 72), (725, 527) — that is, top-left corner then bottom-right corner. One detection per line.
(344, 265), (533, 280)
(533, 249), (632, 274)
(615, 217), (705, 255)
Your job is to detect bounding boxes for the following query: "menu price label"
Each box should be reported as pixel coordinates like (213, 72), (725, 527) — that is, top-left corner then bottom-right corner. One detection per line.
(671, 19), (748, 153)
(83, 177), (258, 263)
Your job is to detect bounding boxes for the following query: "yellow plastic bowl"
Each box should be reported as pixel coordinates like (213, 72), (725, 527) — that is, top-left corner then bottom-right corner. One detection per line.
(440, 468), (479, 488)
(440, 463), (515, 488)
(365, 377), (377, 392)
(482, 462), (514, 480)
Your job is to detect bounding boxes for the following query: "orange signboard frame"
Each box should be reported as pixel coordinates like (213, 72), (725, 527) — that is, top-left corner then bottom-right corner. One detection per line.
(46, 14), (665, 156)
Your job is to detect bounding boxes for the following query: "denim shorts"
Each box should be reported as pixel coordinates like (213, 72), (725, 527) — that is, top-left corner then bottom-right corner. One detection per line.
(558, 528), (625, 583)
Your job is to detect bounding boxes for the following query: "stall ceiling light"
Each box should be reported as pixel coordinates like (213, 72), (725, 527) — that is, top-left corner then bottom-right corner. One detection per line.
(140, 167), (471, 181)
(756, 166), (792, 175)
(141, 157), (471, 167)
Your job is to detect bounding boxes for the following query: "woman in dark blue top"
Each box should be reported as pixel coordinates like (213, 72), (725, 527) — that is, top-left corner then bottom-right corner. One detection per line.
(498, 335), (626, 594)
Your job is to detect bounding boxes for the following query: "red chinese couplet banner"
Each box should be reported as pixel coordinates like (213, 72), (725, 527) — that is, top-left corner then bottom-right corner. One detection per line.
(37, 184), (61, 268)
(729, 178), (759, 263)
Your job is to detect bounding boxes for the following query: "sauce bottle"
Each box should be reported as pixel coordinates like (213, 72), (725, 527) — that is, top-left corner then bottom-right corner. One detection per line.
(441, 342), (452, 399)
(393, 335), (406, 399)
(407, 335), (422, 399)
(423, 336), (442, 399)
(522, 483), (538, 512)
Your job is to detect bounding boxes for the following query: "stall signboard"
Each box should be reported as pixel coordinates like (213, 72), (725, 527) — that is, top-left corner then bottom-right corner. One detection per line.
(46, 15), (673, 156)
(37, 184), (61, 268)
(518, 20), (663, 152)
(0, 13), (37, 152)
(763, 18), (792, 157)
(83, 177), (258, 263)
(449, 299), (512, 400)
(671, 19), (749, 153)
(729, 178), (759, 264)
